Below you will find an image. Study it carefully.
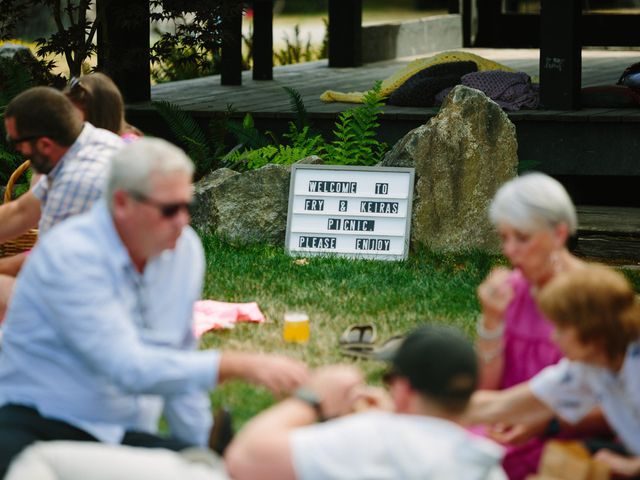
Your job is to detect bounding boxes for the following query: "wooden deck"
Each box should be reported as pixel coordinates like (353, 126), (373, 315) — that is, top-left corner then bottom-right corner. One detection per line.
(127, 49), (640, 175)
(127, 47), (640, 205)
(126, 49), (640, 262)
(132, 48), (640, 117)
(575, 206), (640, 265)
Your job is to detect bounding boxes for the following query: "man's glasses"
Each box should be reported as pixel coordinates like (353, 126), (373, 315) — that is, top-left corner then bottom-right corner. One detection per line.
(5, 133), (43, 150)
(130, 192), (195, 219)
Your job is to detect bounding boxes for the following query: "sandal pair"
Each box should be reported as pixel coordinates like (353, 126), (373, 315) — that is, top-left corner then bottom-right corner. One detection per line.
(339, 324), (404, 360)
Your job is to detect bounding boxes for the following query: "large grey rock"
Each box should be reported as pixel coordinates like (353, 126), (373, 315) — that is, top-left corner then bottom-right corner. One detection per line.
(382, 85), (518, 252)
(201, 164), (291, 244)
(192, 168), (238, 231)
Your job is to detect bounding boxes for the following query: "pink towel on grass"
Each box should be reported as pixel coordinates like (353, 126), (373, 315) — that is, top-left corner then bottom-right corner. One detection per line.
(193, 300), (265, 337)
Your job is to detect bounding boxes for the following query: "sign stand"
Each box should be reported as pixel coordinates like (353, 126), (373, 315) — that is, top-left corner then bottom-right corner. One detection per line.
(285, 165), (415, 261)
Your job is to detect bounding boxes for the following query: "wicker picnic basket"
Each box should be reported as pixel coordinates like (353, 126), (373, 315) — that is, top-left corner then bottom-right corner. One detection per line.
(0, 160), (38, 258)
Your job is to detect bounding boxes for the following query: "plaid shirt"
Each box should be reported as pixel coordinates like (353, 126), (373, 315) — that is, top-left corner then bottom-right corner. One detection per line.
(31, 123), (124, 236)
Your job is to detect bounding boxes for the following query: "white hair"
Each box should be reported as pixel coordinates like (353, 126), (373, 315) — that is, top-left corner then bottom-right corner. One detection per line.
(106, 138), (194, 211)
(489, 172), (577, 234)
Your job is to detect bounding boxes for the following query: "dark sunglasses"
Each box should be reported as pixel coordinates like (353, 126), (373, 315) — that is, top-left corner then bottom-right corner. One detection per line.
(5, 133), (43, 150)
(130, 192), (195, 219)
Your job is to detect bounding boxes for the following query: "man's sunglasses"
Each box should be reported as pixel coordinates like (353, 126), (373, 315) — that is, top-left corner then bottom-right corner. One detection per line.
(5, 133), (43, 150)
(130, 192), (195, 219)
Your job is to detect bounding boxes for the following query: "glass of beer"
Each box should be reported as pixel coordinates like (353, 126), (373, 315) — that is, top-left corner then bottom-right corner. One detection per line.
(283, 311), (310, 343)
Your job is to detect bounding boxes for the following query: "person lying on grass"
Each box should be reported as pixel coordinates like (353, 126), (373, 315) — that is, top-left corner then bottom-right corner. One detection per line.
(465, 264), (640, 478)
(6, 325), (507, 480)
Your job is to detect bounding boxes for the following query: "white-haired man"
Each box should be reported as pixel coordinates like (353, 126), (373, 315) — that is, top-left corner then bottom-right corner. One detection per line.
(0, 138), (308, 477)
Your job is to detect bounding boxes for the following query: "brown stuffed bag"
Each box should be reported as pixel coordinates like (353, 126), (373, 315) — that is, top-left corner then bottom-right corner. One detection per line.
(526, 440), (610, 480)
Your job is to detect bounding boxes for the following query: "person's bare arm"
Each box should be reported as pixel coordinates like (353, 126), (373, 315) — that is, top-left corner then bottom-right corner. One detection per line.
(476, 267), (514, 389)
(464, 382), (554, 427)
(225, 365), (363, 480)
(0, 191), (40, 243)
(594, 450), (640, 478)
(0, 252), (28, 277)
(217, 352), (309, 396)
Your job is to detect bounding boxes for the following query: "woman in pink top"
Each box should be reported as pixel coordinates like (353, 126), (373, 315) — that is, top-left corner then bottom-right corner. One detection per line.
(475, 173), (602, 479)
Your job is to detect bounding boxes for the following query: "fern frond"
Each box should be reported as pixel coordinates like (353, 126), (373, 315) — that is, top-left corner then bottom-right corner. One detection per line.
(152, 100), (215, 178)
(283, 86), (310, 132)
(225, 117), (271, 150)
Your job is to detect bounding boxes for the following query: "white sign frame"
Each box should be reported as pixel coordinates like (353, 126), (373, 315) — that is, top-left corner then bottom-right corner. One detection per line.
(285, 164), (415, 261)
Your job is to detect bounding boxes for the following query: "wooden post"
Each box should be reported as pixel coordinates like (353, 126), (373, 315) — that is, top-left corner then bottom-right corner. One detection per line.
(252, 0), (273, 80)
(474, 0), (500, 47)
(461, 0), (472, 47)
(328, 0), (362, 68)
(97, 0), (150, 102)
(221, 1), (243, 85)
(539, 0), (581, 110)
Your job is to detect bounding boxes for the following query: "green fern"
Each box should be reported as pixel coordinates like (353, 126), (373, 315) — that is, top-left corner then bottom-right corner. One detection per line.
(325, 81), (387, 166)
(226, 113), (271, 150)
(152, 100), (225, 179)
(283, 86), (310, 132)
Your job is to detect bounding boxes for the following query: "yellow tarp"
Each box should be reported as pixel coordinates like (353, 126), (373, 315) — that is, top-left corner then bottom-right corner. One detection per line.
(320, 51), (516, 104)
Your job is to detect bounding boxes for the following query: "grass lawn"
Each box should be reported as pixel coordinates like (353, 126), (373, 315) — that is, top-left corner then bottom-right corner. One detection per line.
(198, 233), (640, 428)
(199, 233), (499, 426)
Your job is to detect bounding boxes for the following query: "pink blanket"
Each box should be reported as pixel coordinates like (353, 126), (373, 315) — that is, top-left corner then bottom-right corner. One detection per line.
(193, 300), (265, 337)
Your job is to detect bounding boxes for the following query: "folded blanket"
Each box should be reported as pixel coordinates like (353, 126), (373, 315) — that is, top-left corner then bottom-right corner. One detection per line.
(435, 71), (539, 111)
(193, 300), (265, 337)
(320, 51), (516, 104)
(387, 61), (477, 107)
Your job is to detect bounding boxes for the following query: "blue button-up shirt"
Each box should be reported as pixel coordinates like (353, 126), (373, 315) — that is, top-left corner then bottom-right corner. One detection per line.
(0, 200), (219, 445)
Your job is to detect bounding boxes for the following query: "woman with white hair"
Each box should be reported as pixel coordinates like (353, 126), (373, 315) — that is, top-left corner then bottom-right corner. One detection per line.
(474, 173), (607, 479)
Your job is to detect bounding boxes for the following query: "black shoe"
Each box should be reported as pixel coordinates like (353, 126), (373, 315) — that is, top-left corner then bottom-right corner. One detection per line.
(209, 407), (234, 455)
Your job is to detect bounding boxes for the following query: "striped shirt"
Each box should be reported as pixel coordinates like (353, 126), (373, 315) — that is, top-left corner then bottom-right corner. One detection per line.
(31, 122), (124, 235)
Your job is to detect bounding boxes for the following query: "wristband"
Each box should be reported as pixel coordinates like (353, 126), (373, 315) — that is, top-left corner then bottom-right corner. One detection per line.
(294, 388), (326, 422)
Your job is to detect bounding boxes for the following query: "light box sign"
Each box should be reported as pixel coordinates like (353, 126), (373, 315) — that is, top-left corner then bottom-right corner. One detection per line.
(285, 164), (415, 261)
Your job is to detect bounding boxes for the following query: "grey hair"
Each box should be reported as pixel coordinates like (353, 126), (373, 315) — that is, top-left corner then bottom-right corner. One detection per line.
(106, 138), (194, 211)
(489, 172), (577, 234)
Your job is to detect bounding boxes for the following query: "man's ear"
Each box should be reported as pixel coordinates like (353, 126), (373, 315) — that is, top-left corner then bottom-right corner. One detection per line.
(36, 137), (57, 155)
(390, 377), (413, 413)
(111, 190), (130, 218)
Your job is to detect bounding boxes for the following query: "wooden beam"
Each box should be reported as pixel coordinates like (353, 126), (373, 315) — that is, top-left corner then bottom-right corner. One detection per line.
(97, 0), (150, 102)
(539, 0), (581, 110)
(328, 0), (362, 68)
(221, 1), (243, 85)
(252, 0), (273, 80)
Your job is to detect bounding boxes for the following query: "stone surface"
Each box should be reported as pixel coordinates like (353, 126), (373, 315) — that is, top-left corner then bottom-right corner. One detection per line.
(192, 168), (238, 231)
(194, 164), (291, 244)
(295, 155), (325, 165)
(382, 85), (518, 252)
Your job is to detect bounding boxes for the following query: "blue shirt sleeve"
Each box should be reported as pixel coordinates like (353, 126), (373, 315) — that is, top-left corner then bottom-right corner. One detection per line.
(32, 228), (219, 396)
